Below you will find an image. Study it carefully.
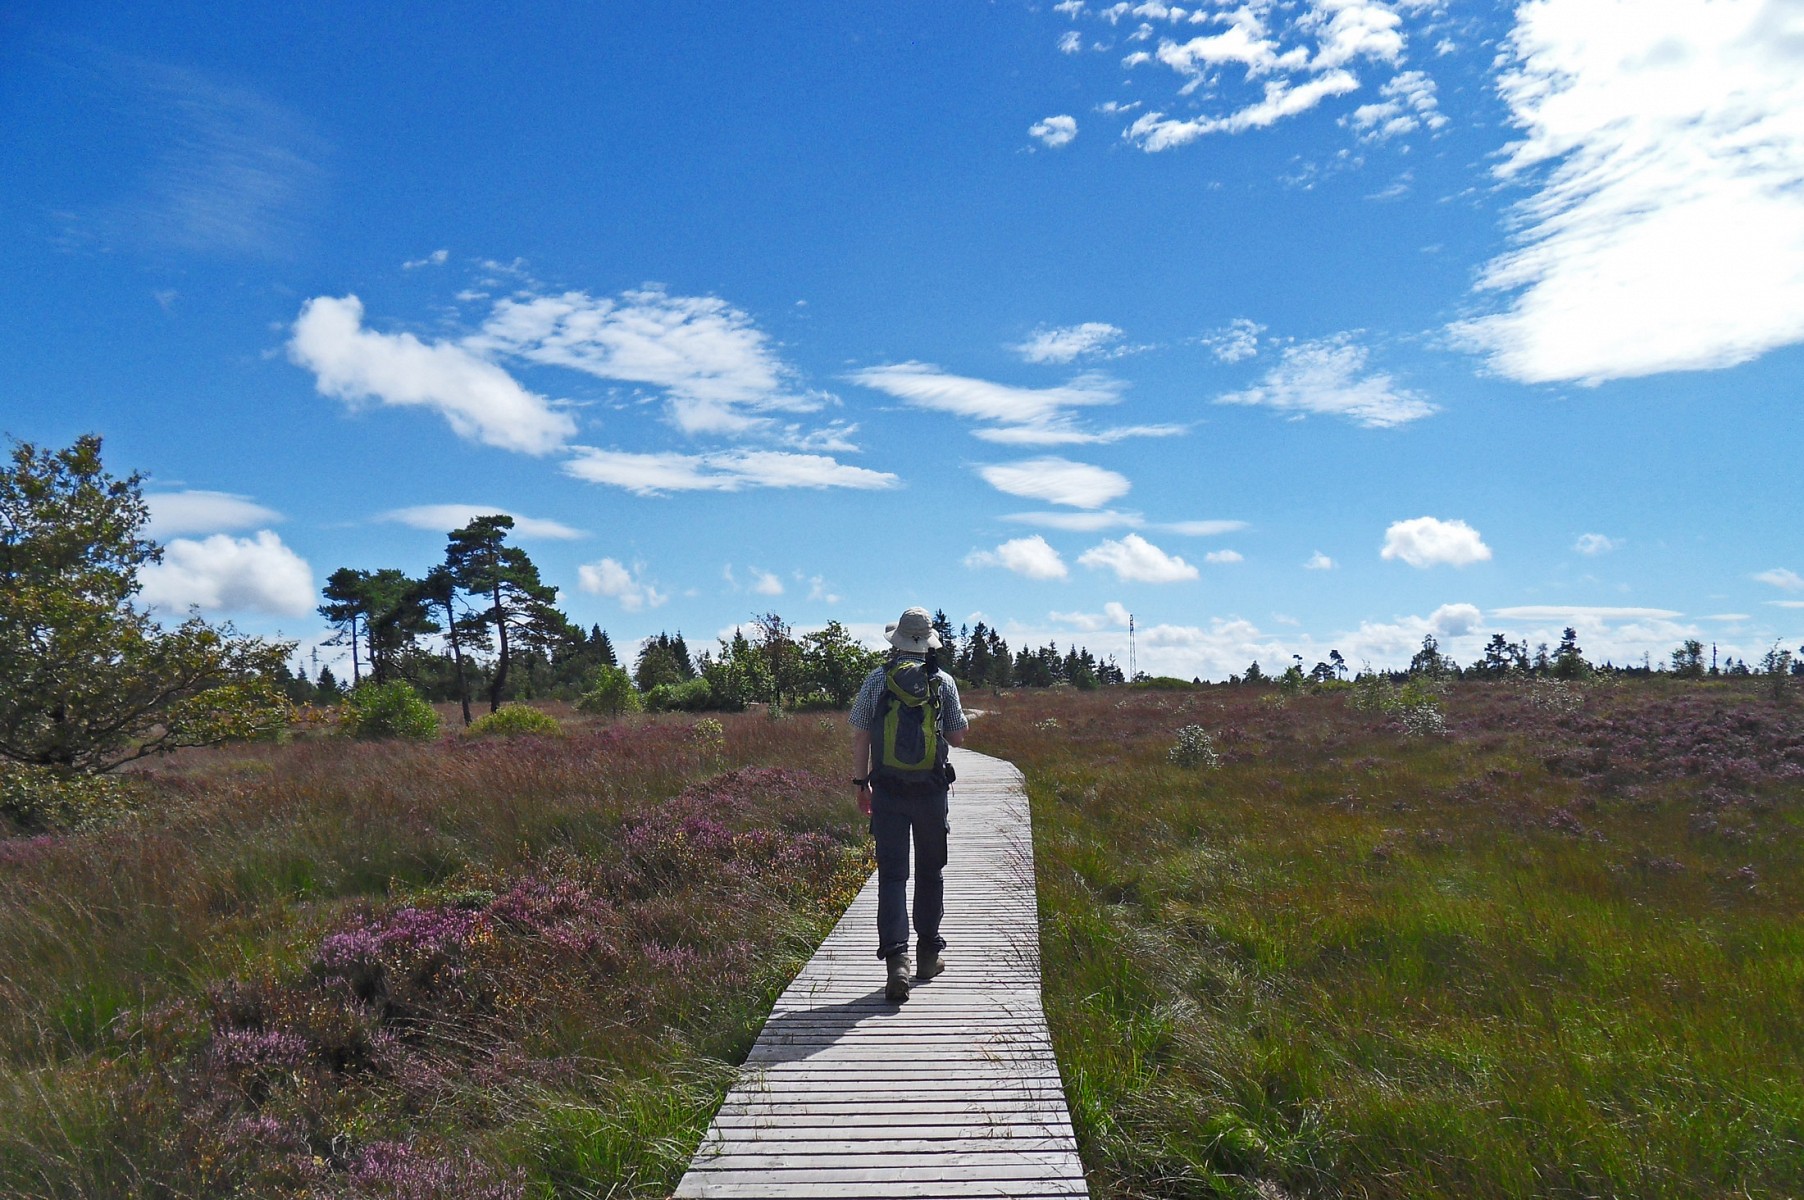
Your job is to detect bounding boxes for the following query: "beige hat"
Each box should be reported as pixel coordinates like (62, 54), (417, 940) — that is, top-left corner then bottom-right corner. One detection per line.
(885, 607), (942, 653)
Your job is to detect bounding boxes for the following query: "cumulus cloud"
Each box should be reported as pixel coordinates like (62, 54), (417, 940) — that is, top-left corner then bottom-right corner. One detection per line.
(144, 490), (282, 538)
(1078, 533), (1199, 582)
(577, 558), (667, 612)
(1305, 551), (1337, 570)
(1048, 600), (1135, 632)
(1012, 322), (1124, 364)
(378, 504), (585, 539)
(1205, 549), (1244, 564)
(1754, 567), (1804, 592)
(1201, 317), (1264, 363)
(978, 457), (1132, 509)
(402, 249), (448, 269)
(563, 448), (898, 496)
(470, 286), (824, 440)
(1574, 532), (1621, 556)
(1217, 334), (1436, 427)
(1058, 30), (1084, 53)
(1450, 0), (1804, 385)
(965, 535), (1070, 581)
(1030, 115), (1080, 148)
(849, 362), (1176, 444)
(749, 568), (785, 596)
(1382, 517), (1492, 568)
(138, 530), (314, 617)
(289, 295), (577, 455)
(1430, 602), (1482, 636)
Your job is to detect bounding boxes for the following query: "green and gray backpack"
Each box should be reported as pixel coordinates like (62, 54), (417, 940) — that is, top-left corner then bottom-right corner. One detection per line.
(873, 656), (949, 785)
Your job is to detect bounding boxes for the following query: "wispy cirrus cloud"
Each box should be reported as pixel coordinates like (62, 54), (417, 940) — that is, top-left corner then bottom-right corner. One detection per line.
(1216, 334), (1435, 427)
(849, 361), (1181, 445)
(978, 457), (1131, 509)
(1451, 0), (1804, 385)
(1012, 322), (1126, 364)
(563, 447), (898, 496)
(1753, 568), (1803, 592)
(378, 504), (585, 539)
(1004, 512), (1246, 536)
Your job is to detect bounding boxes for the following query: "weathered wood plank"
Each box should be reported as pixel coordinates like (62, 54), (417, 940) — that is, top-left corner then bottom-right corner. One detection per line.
(673, 749), (1090, 1199)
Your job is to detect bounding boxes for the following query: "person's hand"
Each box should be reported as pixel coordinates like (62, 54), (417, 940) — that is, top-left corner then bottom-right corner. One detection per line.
(856, 783), (872, 816)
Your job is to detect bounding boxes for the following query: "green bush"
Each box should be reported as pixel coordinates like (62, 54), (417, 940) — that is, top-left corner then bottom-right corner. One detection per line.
(341, 681), (440, 741)
(0, 763), (141, 832)
(467, 704), (564, 738)
(1167, 725), (1220, 768)
(577, 666), (641, 716)
(645, 678), (714, 713)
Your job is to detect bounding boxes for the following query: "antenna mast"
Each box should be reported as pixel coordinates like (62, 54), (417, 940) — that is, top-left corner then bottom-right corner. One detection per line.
(1128, 613), (1137, 682)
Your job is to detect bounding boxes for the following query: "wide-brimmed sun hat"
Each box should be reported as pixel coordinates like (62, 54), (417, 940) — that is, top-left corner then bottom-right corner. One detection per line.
(885, 607), (941, 653)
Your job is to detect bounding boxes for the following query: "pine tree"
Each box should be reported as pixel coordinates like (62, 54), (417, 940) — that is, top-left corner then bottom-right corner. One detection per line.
(444, 515), (564, 714)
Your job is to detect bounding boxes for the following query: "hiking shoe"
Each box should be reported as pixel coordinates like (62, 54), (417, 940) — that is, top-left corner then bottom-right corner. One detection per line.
(885, 954), (911, 1002)
(916, 945), (945, 981)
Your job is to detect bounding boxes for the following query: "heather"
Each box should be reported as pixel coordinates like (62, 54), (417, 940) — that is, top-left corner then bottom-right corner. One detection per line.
(970, 677), (1803, 1199)
(0, 710), (865, 1198)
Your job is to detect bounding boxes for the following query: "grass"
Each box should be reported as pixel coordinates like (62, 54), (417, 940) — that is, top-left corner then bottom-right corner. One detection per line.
(968, 677), (1803, 1199)
(0, 707), (865, 1199)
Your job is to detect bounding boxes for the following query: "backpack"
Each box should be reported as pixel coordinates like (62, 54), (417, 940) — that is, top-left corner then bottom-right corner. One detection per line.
(873, 657), (950, 785)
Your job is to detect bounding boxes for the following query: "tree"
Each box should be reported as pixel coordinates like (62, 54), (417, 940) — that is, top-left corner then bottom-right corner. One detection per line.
(443, 515), (565, 714)
(416, 565), (485, 726)
(801, 620), (882, 706)
(1409, 634), (1454, 679)
(1329, 649), (1346, 680)
(1670, 639), (1705, 679)
(0, 436), (292, 773)
(752, 611), (802, 708)
(1552, 626), (1589, 680)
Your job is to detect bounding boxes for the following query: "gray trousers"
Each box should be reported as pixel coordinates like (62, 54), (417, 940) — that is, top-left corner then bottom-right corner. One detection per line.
(869, 780), (949, 961)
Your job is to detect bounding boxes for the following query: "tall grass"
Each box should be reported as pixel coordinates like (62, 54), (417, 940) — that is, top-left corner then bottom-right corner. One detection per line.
(0, 709), (863, 1198)
(972, 679), (1803, 1199)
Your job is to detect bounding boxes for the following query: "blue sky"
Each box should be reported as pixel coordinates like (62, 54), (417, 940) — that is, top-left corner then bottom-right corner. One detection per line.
(4, 0), (1801, 679)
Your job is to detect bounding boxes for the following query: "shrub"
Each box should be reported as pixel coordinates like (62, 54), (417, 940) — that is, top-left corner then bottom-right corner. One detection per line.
(1167, 725), (1220, 768)
(645, 678), (714, 713)
(0, 763), (141, 832)
(341, 681), (440, 741)
(576, 665), (640, 716)
(467, 704), (564, 738)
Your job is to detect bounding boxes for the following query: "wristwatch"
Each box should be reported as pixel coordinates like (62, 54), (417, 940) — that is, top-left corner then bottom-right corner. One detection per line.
(852, 777), (869, 787)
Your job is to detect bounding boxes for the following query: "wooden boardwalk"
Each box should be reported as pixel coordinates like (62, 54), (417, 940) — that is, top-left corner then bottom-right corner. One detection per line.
(674, 747), (1088, 1199)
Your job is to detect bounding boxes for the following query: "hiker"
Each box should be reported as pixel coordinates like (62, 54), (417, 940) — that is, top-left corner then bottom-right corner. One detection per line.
(849, 606), (968, 1002)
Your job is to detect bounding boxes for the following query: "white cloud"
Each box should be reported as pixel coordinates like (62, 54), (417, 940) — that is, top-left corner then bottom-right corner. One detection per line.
(138, 530), (314, 617)
(577, 557), (668, 612)
(1202, 317), (1264, 363)
(1753, 568), (1804, 592)
(849, 361), (1173, 444)
(1430, 602), (1482, 636)
(1450, 0), (1804, 385)
(378, 504), (585, 540)
(1305, 551), (1336, 570)
(965, 536), (1070, 581)
(1013, 322), (1124, 364)
(1574, 532), (1621, 556)
(978, 457), (1132, 509)
(1078, 533), (1199, 583)
(1217, 334), (1436, 427)
(1004, 510), (1144, 532)
(1056, 1), (1087, 16)
(1058, 30), (1084, 53)
(1030, 115), (1080, 148)
(750, 568), (785, 596)
(1492, 605), (1683, 622)
(1768, 600), (1804, 609)
(289, 295), (577, 455)
(1205, 549), (1244, 564)
(563, 447), (898, 496)
(402, 249), (448, 269)
(1160, 519), (1249, 536)
(144, 490), (281, 538)
(1127, 70), (1362, 149)
(1344, 69), (1446, 141)
(1381, 517), (1493, 568)
(470, 286), (822, 440)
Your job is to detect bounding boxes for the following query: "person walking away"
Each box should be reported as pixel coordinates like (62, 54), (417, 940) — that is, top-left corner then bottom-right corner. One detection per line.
(849, 607), (968, 1002)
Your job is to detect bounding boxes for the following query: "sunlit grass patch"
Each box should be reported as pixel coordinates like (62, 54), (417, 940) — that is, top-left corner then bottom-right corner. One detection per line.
(975, 680), (1804, 1199)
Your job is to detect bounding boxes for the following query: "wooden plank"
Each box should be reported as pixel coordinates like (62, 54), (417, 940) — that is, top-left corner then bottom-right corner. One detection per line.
(673, 749), (1091, 1200)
